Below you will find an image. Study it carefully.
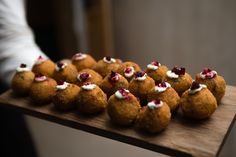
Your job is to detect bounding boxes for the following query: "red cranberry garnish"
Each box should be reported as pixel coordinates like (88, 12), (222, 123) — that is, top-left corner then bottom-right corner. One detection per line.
(118, 88), (130, 100)
(110, 71), (117, 77)
(79, 72), (90, 81)
(20, 63), (27, 68)
(124, 67), (132, 73)
(38, 56), (43, 60)
(135, 71), (146, 78)
(157, 82), (167, 88)
(109, 71), (119, 83)
(57, 61), (64, 69)
(201, 68), (216, 79)
(202, 68), (212, 74)
(119, 88), (128, 96)
(153, 99), (161, 105)
(190, 81), (200, 91)
(171, 66), (185, 75)
(151, 61), (160, 66)
(57, 80), (64, 85)
(105, 56), (111, 61)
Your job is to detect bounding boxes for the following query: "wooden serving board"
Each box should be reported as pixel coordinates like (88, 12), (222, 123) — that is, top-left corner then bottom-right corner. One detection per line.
(0, 86), (236, 157)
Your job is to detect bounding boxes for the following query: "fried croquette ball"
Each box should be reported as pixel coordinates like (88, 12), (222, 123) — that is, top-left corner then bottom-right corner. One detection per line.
(116, 58), (123, 64)
(117, 61), (141, 81)
(195, 68), (226, 104)
(94, 56), (121, 77)
(128, 71), (155, 104)
(166, 66), (192, 96)
(53, 61), (78, 83)
(147, 82), (180, 112)
(100, 71), (129, 97)
(11, 64), (35, 96)
(107, 88), (141, 125)
(145, 61), (168, 83)
(32, 56), (55, 77)
(29, 74), (57, 105)
(53, 81), (80, 111)
(76, 69), (103, 87)
(71, 53), (96, 71)
(77, 83), (107, 114)
(180, 81), (217, 119)
(136, 99), (171, 133)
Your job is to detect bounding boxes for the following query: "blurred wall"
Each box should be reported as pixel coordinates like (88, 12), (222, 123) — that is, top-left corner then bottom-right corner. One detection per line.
(113, 0), (236, 85)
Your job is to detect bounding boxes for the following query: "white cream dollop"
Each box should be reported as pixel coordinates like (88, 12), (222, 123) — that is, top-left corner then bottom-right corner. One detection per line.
(56, 82), (69, 90)
(189, 84), (207, 94)
(155, 82), (171, 93)
(55, 62), (68, 71)
(82, 83), (96, 90)
(147, 100), (163, 110)
(35, 76), (47, 82)
(16, 67), (30, 72)
(134, 73), (147, 81)
(115, 89), (130, 99)
(72, 53), (87, 60)
(147, 64), (158, 70)
(166, 70), (179, 79)
(200, 71), (217, 79)
(103, 57), (116, 64)
(124, 67), (135, 78)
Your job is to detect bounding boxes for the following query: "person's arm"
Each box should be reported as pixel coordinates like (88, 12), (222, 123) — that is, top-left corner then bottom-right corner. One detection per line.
(0, 0), (47, 86)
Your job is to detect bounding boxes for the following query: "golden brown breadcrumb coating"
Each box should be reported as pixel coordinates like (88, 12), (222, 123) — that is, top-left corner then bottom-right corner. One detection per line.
(195, 74), (226, 104)
(116, 59), (123, 64)
(100, 72), (129, 97)
(29, 78), (57, 105)
(11, 71), (35, 96)
(180, 88), (217, 119)
(76, 69), (103, 86)
(77, 85), (107, 114)
(146, 65), (168, 83)
(53, 63), (78, 83)
(147, 87), (180, 112)
(94, 59), (121, 77)
(129, 76), (155, 103)
(107, 93), (141, 125)
(136, 102), (171, 133)
(166, 73), (192, 96)
(53, 83), (80, 111)
(72, 54), (96, 71)
(32, 59), (55, 77)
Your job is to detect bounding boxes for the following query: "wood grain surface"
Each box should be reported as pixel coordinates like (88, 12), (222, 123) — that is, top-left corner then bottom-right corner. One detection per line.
(0, 86), (236, 157)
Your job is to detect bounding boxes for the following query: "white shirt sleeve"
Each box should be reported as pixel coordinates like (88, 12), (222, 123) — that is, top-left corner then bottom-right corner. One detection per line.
(0, 0), (47, 87)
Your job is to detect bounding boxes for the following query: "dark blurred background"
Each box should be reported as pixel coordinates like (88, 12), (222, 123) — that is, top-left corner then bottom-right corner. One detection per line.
(26, 0), (113, 61)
